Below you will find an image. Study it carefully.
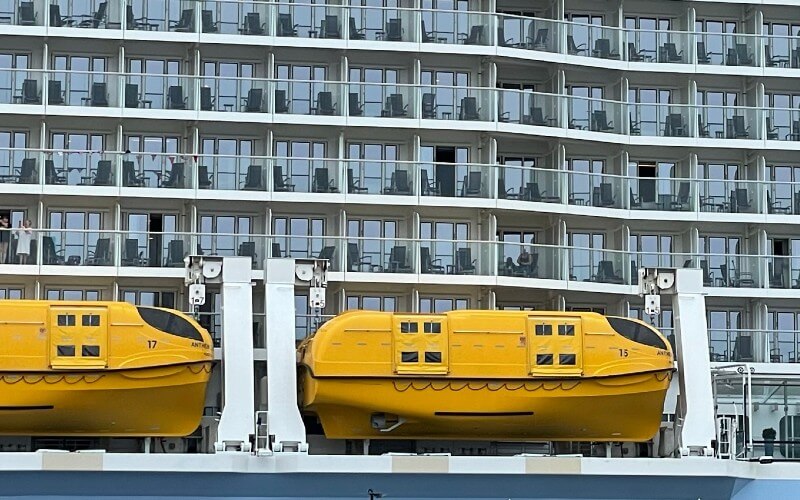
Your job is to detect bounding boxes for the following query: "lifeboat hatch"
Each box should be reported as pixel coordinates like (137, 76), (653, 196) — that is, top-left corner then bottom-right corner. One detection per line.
(392, 316), (448, 375)
(49, 306), (108, 370)
(527, 316), (582, 377)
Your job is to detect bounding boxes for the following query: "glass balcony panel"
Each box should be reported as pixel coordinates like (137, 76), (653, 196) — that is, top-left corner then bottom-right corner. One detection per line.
(697, 253), (760, 288)
(12, 0), (42, 26)
(274, 157), (338, 193)
(124, 74), (194, 110)
(569, 248), (628, 284)
(200, 0), (268, 35)
(50, 0), (120, 29)
(697, 106), (760, 140)
(345, 159), (413, 196)
(420, 239), (490, 275)
(277, 2), (342, 39)
(500, 164), (561, 203)
(629, 177), (693, 212)
(46, 150), (115, 186)
(272, 235), (341, 271)
(568, 95), (623, 134)
(498, 242), (561, 280)
(274, 79), (340, 115)
(418, 162), (489, 198)
(198, 233), (265, 269)
(767, 180), (798, 215)
(626, 29), (689, 64)
(125, 0), (193, 32)
(771, 330), (800, 363)
(765, 35), (799, 69)
(766, 108), (800, 142)
(698, 179), (758, 214)
(420, 8), (490, 46)
(51, 71), (115, 107)
(122, 152), (191, 189)
(40, 229), (116, 266)
(568, 171), (623, 209)
(349, 4), (409, 42)
(497, 15), (558, 52)
(422, 85), (490, 121)
(0, 148), (39, 184)
(628, 103), (690, 138)
(708, 329), (739, 362)
(566, 23), (621, 60)
(697, 33), (758, 67)
(347, 82), (415, 118)
(119, 231), (192, 267)
(498, 89), (559, 127)
(344, 237), (416, 274)
(200, 76), (269, 113)
(199, 154), (267, 191)
(630, 252), (694, 284)
(767, 256), (795, 289)
(1, 69), (43, 105)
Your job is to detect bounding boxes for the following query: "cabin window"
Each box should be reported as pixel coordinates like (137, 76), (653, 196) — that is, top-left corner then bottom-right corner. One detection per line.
(400, 321), (418, 333)
(401, 351), (418, 362)
(423, 322), (441, 333)
(82, 345), (100, 357)
(57, 314), (75, 327)
(536, 353), (553, 365)
(137, 307), (203, 341)
(57, 345), (75, 356)
(535, 324), (552, 335)
(82, 314), (100, 327)
(424, 351), (442, 363)
(558, 324), (575, 336)
(559, 354), (576, 365)
(607, 317), (667, 350)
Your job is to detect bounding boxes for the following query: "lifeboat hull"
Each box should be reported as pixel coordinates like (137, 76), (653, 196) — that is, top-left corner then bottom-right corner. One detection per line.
(0, 363), (212, 436)
(304, 370), (672, 441)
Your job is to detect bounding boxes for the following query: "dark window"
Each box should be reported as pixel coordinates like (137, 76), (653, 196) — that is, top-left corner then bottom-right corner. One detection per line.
(558, 324), (575, 336)
(608, 317), (668, 350)
(424, 322), (441, 333)
(400, 321), (418, 333)
(559, 353), (576, 365)
(57, 314), (75, 327)
(425, 351), (442, 363)
(82, 345), (100, 357)
(82, 314), (100, 327)
(401, 351), (418, 362)
(137, 307), (203, 341)
(57, 345), (75, 356)
(536, 353), (553, 365)
(535, 324), (552, 335)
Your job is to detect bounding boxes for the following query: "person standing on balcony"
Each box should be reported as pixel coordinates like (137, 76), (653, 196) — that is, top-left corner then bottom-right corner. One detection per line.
(0, 215), (9, 264)
(14, 220), (33, 265)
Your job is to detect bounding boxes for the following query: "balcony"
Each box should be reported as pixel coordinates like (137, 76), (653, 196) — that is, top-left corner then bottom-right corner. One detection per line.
(698, 254), (762, 288)
(696, 32), (759, 67)
(698, 179), (760, 214)
(498, 89), (559, 127)
(567, 171), (624, 209)
(628, 177), (693, 212)
(709, 329), (756, 362)
(497, 14), (559, 53)
(345, 158), (415, 196)
(419, 162), (491, 199)
(568, 248), (630, 284)
(628, 103), (690, 138)
(698, 105), (762, 140)
(420, 9), (492, 46)
(420, 85), (492, 122)
(499, 164), (561, 203)
(347, 82), (416, 119)
(197, 154), (267, 191)
(567, 95), (623, 134)
(498, 242), (561, 280)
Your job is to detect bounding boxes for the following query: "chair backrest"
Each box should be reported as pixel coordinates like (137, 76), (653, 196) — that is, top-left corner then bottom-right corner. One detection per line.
(629, 187), (639, 207)
(460, 96), (478, 119)
(346, 242), (360, 270)
(317, 91), (334, 113)
(18, 158), (36, 183)
(421, 92), (435, 116)
(735, 188), (749, 207)
(125, 83), (139, 108)
(94, 160), (111, 184)
(167, 239), (184, 264)
(421, 169), (431, 188)
(94, 238), (110, 259)
(200, 86), (213, 111)
(668, 113), (683, 131)
(386, 18), (402, 40)
(531, 106), (545, 124)
(467, 171), (481, 193)
(271, 242), (282, 257)
(314, 168), (329, 191)
(201, 9), (215, 32)
(595, 38), (610, 56)
(47, 79), (63, 104)
(457, 247), (473, 270)
(420, 246), (432, 269)
(733, 115), (746, 134)
(318, 246), (335, 261)
(697, 42), (708, 57)
(465, 25), (482, 44)
(167, 162), (185, 187)
(179, 8), (193, 28)
(592, 110), (609, 129)
(395, 170), (410, 193)
(124, 238), (139, 261)
(238, 241), (256, 257)
(245, 88), (263, 112)
(45, 159), (57, 179)
(91, 82), (107, 106)
(122, 161), (138, 186)
(19, 2), (34, 23)
(168, 85), (184, 108)
(92, 1), (107, 26)
(600, 182), (614, 204)
(599, 260), (615, 279)
(535, 28), (547, 45)
(421, 20), (433, 42)
(322, 15), (339, 38)
(628, 42), (639, 59)
(348, 17), (359, 38)
(389, 93), (405, 115)
(278, 13), (292, 34)
(664, 42), (679, 59)
(677, 181), (690, 202)
(275, 89), (289, 113)
(347, 168), (357, 189)
(273, 165), (286, 188)
(22, 79), (38, 103)
(736, 43), (751, 63)
(194, 164), (209, 187)
(244, 164), (261, 189)
(390, 246), (406, 266)
(348, 92), (362, 116)
(246, 12), (262, 34)
(734, 334), (753, 361)
(567, 35), (579, 52)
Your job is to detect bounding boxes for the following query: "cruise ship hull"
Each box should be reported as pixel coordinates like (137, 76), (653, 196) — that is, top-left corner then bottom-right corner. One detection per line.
(303, 370), (673, 441)
(0, 362), (212, 436)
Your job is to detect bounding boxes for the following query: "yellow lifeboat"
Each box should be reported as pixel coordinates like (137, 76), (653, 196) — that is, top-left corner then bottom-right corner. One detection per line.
(0, 300), (213, 436)
(299, 310), (674, 442)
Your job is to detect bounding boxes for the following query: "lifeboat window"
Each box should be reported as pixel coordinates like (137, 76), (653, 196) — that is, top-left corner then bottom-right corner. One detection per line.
(82, 345), (100, 357)
(57, 314), (75, 327)
(57, 345), (75, 356)
(536, 354), (553, 365)
(401, 351), (418, 363)
(400, 321), (418, 333)
(535, 324), (552, 335)
(424, 351), (442, 363)
(558, 324), (575, 336)
(423, 322), (441, 334)
(82, 314), (100, 327)
(137, 307), (203, 341)
(559, 354), (576, 365)
(607, 317), (667, 350)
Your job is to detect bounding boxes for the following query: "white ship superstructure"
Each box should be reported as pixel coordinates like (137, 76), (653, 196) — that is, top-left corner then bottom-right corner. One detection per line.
(3, 0), (800, 496)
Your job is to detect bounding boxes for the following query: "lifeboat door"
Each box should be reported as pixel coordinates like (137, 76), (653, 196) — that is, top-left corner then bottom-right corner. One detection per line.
(527, 316), (582, 377)
(392, 316), (449, 375)
(49, 307), (108, 370)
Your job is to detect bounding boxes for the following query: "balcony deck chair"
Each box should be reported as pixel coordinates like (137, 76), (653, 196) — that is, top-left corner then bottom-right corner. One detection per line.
(459, 25), (483, 45)
(455, 247), (477, 274)
(630, 188), (642, 209)
(420, 169), (440, 195)
(348, 92), (363, 116)
(197, 165), (212, 189)
(242, 88), (263, 112)
(277, 13), (298, 36)
(567, 35), (587, 55)
(125, 83), (142, 108)
(86, 238), (111, 265)
(48, 80), (65, 105)
(387, 246), (411, 273)
(383, 170), (411, 195)
(201, 9), (217, 33)
(240, 12), (265, 35)
(77, 1), (106, 28)
(90, 160), (112, 186)
(659, 42), (683, 63)
(274, 89), (290, 113)
(735, 43), (753, 65)
(273, 165), (294, 192)
(313, 168), (338, 193)
(731, 115), (750, 138)
(769, 260), (786, 288)
(420, 246), (445, 274)
(595, 260), (624, 284)
(381, 93), (408, 117)
(122, 238), (144, 266)
(498, 177), (518, 199)
(765, 45), (790, 67)
(42, 236), (65, 265)
(591, 110), (614, 132)
(19, 78), (40, 104)
(49, 4), (75, 27)
(523, 105), (550, 126)
(200, 86), (215, 111)
(665, 113), (686, 137)
(320, 15), (340, 38)
(461, 171), (482, 197)
(347, 168), (368, 193)
(271, 242), (282, 258)
(86, 82), (108, 107)
(421, 20), (436, 43)
(122, 161), (145, 187)
(733, 335), (754, 362)
(18, 2), (36, 26)
(45, 159), (66, 184)
(529, 28), (548, 50)
(170, 9), (194, 32)
(168, 85), (187, 109)
(766, 117), (780, 140)
(385, 18), (402, 41)
(348, 17), (365, 40)
(160, 162), (184, 188)
(670, 182), (691, 210)
(592, 38), (619, 59)
(17, 158), (37, 184)
(767, 191), (791, 214)
(347, 243), (378, 272)
(314, 91), (336, 115)
(459, 96), (480, 120)
(627, 42), (647, 62)
(236, 164), (261, 190)
(237, 241), (257, 264)
(420, 92), (436, 118)
(165, 239), (185, 266)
